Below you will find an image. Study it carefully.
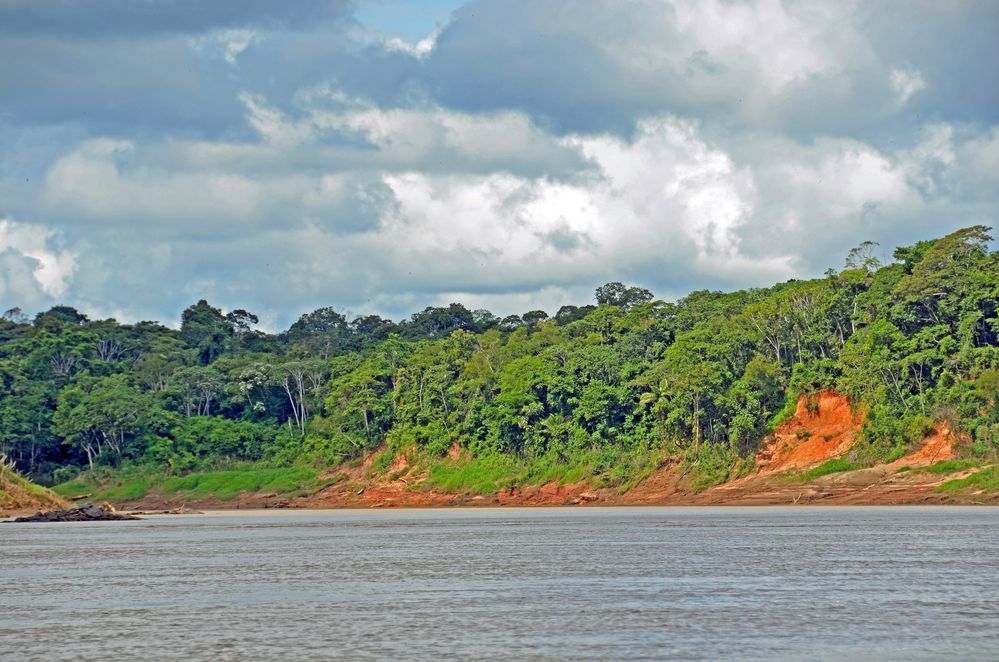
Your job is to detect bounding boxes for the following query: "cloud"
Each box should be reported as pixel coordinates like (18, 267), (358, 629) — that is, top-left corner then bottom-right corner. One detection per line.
(890, 68), (926, 106)
(1, 0), (997, 328)
(0, 1), (350, 37)
(192, 29), (263, 66)
(422, 0), (881, 134)
(0, 219), (76, 304)
(383, 27), (442, 60)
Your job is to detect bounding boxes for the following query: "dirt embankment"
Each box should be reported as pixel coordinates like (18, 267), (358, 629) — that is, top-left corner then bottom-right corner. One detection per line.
(114, 391), (995, 511)
(661, 397), (980, 506)
(290, 446), (599, 509)
(285, 391), (988, 508)
(755, 391), (863, 474)
(0, 467), (70, 516)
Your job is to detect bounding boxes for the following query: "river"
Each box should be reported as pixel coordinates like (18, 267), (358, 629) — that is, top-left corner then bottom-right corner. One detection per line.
(2, 506), (998, 660)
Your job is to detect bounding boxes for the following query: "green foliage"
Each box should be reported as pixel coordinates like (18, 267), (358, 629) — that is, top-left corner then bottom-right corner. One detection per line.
(426, 454), (522, 495)
(684, 444), (749, 493)
(161, 466), (319, 499)
(851, 407), (935, 464)
(1, 227), (996, 499)
(911, 459), (979, 475)
(369, 449), (395, 475)
(52, 465), (320, 502)
(937, 465), (999, 496)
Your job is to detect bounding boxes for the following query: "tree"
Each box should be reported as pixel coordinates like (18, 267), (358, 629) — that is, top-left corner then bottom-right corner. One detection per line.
(406, 303), (475, 338)
(844, 240), (882, 272)
(499, 315), (524, 331)
(226, 309), (259, 333)
(34, 305), (88, 330)
(2, 307), (29, 323)
(521, 310), (550, 328)
(180, 300), (233, 364)
(595, 282), (654, 309)
(893, 226), (993, 327)
(272, 361), (326, 435)
(168, 366), (225, 418)
(554, 305), (595, 325)
(54, 375), (170, 470)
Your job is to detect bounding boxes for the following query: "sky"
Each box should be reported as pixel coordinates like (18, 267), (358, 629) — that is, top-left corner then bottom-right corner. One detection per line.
(1, 0), (997, 330)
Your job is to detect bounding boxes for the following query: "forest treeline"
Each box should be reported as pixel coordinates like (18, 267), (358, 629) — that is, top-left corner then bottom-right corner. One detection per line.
(1, 226), (997, 486)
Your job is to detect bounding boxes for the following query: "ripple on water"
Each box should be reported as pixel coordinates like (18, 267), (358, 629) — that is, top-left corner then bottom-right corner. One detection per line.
(2, 506), (999, 661)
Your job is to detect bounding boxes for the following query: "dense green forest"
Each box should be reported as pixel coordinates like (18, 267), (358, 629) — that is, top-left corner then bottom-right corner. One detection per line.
(1, 227), (997, 494)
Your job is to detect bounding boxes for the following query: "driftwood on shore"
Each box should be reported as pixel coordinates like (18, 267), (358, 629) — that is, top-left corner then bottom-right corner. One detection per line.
(125, 506), (204, 516)
(6, 503), (141, 523)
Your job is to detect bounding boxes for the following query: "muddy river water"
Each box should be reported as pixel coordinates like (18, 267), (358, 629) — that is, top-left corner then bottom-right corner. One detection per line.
(2, 506), (998, 660)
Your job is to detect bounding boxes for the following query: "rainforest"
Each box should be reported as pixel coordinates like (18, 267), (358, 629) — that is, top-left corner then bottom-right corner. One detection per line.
(2, 226), (997, 510)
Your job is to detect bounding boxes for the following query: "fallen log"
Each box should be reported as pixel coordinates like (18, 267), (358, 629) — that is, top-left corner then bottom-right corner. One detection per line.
(6, 504), (141, 523)
(125, 506), (204, 516)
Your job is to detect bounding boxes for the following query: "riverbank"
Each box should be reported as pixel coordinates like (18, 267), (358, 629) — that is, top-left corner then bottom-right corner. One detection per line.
(14, 392), (995, 517)
(0, 465), (70, 516)
(83, 457), (994, 513)
(95, 392), (997, 511)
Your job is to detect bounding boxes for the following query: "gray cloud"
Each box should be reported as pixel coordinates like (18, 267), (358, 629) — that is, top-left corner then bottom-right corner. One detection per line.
(0, 1), (996, 329)
(0, 1), (352, 37)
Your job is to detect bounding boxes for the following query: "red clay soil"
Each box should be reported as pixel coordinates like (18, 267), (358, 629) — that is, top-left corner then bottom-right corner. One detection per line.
(114, 393), (994, 511)
(891, 425), (956, 467)
(755, 391), (863, 474)
(288, 450), (598, 509)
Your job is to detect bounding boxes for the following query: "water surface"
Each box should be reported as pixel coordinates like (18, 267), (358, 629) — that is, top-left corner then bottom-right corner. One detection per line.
(3, 506), (998, 660)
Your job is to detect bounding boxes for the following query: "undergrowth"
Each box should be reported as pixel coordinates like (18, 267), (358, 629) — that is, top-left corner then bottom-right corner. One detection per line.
(682, 444), (751, 493)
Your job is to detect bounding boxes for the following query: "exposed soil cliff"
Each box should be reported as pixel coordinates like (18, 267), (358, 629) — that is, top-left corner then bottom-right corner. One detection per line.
(755, 391), (863, 474)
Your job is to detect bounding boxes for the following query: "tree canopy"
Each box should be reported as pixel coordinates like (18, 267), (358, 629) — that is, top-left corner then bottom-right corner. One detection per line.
(0, 228), (996, 485)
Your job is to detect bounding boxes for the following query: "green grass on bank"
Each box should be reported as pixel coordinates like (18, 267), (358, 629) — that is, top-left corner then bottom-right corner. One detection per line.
(911, 459), (980, 475)
(52, 464), (323, 503)
(161, 467), (319, 500)
(425, 454), (522, 495)
(419, 447), (665, 495)
(788, 458), (858, 483)
(1, 466), (69, 511)
(52, 476), (142, 502)
(937, 465), (999, 496)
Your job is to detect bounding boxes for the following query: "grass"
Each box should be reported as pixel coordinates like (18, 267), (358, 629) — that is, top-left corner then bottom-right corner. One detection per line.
(937, 465), (999, 495)
(53, 464), (322, 502)
(681, 445), (751, 493)
(160, 467), (319, 500)
(369, 449), (395, 476)
(790, 458), (857, 482)
(425, 454), (522, 495)
(1, 465), (69, 511)
(420, 447), (663, 495)
(53, 473), (153, 501)
(911, 459), (979, 475)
